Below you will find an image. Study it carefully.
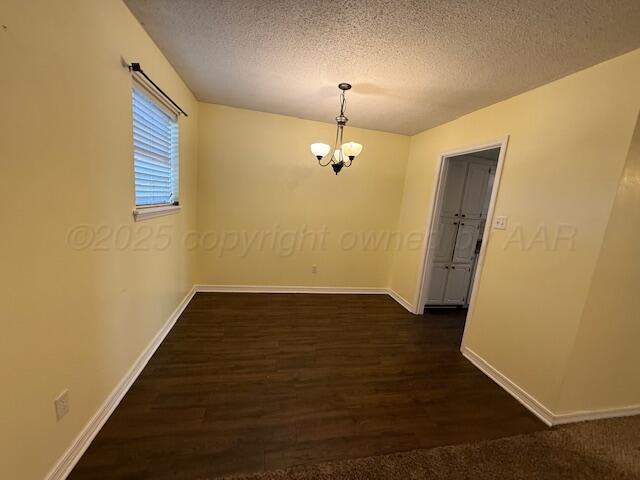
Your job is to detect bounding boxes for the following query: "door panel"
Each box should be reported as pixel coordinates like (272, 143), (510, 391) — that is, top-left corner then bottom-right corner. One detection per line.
(426, 264), (449, 304)
(441, 161), (467, 217)
(443, 264), (472, 305)
(452, 219), (480, 264)
(431, 218), (459, 263)
(461, 162), (490, 219)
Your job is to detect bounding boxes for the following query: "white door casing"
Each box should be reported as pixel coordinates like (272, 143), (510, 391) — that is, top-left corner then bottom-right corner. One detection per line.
(416, 136), (508, 316)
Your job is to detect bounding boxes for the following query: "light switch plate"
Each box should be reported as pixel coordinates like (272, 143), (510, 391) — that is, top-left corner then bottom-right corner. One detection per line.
(494, 216), (508, 230)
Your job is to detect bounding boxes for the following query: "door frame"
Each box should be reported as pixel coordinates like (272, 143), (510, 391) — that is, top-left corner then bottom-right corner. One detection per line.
(413, 136), (509, 348)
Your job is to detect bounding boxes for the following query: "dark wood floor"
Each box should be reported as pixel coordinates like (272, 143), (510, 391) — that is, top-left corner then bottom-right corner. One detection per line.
(70, 293), (543, 479)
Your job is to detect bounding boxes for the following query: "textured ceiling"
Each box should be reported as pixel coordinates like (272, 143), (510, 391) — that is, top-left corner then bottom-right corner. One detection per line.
(124, 0), (640, 135)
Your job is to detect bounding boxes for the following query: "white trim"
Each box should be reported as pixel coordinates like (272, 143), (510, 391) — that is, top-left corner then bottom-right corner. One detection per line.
(462, 346), (555, 426)
(460, 138), (509, 346)
(553, 405), (640, 425)
(46, 286), (197, 480)
(194, 285), (415, 312)
(387, 288), (415, 312)
(462, 346), (640, 426)
(412, 137), (509, 352)
(412, 153), (448, 313)
(133, 205), (181, 222)
(194, 284), (388, 295)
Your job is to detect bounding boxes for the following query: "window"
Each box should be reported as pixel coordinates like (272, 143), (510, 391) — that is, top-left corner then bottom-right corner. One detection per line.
(132, 87), (179, 210)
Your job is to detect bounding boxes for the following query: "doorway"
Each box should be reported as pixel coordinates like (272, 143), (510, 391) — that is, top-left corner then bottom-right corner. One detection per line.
(415, 138), (507, 345)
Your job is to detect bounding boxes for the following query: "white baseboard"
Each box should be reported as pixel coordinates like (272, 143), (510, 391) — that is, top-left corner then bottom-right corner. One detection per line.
(46, 286), (197, 480)
(386, 288), (415, 313)
(462, 346), (555, 426)
(462, 346), (640, 427)
(194, 284), (388, 295)
(552, 404), (640, 425)
(195, 285), (416, 313)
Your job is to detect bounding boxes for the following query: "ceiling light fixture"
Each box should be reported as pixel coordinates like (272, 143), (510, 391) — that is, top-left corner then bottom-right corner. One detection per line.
(310, 83), (363, 175)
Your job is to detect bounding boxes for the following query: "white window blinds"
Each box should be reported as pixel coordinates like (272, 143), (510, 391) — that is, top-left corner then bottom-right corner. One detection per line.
(132, 87), (179, 206)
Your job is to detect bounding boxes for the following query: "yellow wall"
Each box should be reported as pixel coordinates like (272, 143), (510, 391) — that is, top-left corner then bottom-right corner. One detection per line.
(196, 103), (410, 288)
(0, 1), (198, 479)
(2, 0), (640, 476)
(389, 49), (640, 411)
(556, 113), (640, 413)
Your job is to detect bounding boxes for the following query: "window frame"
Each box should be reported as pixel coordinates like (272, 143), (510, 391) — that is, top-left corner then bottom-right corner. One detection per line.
(131, 77), (181, 222)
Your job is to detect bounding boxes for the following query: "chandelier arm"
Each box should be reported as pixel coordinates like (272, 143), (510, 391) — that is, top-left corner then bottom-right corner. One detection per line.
(317, 154), (334, 167)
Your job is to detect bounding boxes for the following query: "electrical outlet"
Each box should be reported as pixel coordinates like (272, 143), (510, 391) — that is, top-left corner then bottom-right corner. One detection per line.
(494, 216), (508, 230)
(311, 264), (318, 274)
(54, 390), (70, 421)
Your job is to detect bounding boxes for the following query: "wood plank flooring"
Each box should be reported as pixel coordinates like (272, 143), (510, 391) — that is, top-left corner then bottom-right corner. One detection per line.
(70, 293), (544, 479)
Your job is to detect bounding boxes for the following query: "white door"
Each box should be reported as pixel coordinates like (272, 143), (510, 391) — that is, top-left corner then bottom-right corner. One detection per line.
(452, 219), (481, 264)
(440, 161), (467, 217)
(443, 264), (472, 305)
(431, 218), (459, 263)
(460, 162), (491, 219)
(426, 264), (449, 304)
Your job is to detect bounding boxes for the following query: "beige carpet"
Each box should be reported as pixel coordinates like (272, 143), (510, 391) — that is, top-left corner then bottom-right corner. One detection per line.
(223, 416), (640, 479)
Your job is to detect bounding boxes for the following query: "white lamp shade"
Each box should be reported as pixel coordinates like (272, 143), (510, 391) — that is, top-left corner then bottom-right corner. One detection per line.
(333, 149), (345, 163)
(342, 142), (363, 158)
(310, 143), (331, 158)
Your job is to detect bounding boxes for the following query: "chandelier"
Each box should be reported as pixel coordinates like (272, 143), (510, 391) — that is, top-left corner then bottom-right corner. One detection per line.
(310, 83), (363, 175)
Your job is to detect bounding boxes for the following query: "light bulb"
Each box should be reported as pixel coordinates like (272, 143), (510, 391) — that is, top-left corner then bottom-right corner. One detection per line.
(341, 142), (363, 159)
(310, 143), (331, 159)
(333, 149), (344, 163)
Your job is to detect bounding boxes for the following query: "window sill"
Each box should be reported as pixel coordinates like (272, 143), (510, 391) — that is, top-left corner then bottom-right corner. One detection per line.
(133, 205), (181, 222)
